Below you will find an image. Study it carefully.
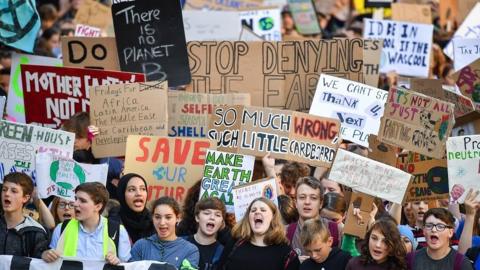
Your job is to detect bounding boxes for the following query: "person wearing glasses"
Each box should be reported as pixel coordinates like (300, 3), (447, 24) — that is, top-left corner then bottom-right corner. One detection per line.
(406, 208), (473, 270)
(50, 197), (76, 226)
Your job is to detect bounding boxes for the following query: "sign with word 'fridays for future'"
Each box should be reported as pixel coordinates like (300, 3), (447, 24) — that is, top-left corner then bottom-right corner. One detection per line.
(21, 65), (145, 128)
(112, 0), (191, 86)
(378, 87), (455, 159)
(447, 135), (480, 203)
(329, 149), (412, 204)
(36, 153), (108, 201)
(200, 150), (255, 212)
(363, 19), (433, 78)
(310, 74), (388, 147)
(0, 120), (75, 182)
(208, 105), (341, 168)
(124, 135), (215, 203)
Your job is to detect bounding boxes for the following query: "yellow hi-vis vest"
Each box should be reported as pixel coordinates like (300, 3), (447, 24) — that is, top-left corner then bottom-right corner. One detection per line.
(62, 217), (116, 257)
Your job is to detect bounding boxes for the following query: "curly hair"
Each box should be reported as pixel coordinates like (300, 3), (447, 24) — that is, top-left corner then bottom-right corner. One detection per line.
(360, 218), (407, 270)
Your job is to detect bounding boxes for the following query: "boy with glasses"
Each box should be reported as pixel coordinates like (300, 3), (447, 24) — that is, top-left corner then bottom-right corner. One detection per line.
(407, 208), (472, 270)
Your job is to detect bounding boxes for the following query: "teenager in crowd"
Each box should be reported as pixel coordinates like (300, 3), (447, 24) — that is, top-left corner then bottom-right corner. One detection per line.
(462, 189), (480, 268)
(320, 192), (347, 224)
(300, 219), (351, 270)
(287, 177), (342, 259)
(130, 196), (199, 269)
(44, 182), (131, 265)
(320, 177), (345, 196)
(410, 201), (429, 248)
(186, 197), (226, 270)
(408, 208), (472, 270)
(346, 218), (407, 270)
(220, 197), (299, 270)
(277, 195), (299, 225)
(0, 173), (50, 258)
(398, 225), (417, 253)
(50, 197), (75, 225)
(279, 162), (310, 199)
(116, 173), (154, 243)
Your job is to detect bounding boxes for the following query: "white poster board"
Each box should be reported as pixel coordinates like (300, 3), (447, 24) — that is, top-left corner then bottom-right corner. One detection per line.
(363, 19), (433, 78)
(453, 38), (480, 71)
(35, 153), (108, 200)
(329, 149), (412, 204)
(239, 8), (282, 41)
(444, 3), (480, 59)
(232, 178), (278, 221)
(447, 135), (480, 203)
(310, 74), (388, 146)
(183, 10), (241, 41)
(199, 150), (255, 212)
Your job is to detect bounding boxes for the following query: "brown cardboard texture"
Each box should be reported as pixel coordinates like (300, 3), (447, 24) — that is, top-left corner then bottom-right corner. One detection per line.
(344, 192), (375, 239)
(367, 135), (397, 166)
(452, 57), (480, 110)
(74, 0), (112, 30)
(90, 81), (168, 158)
(363, 39), (383, 88)
(392, 3), (432, 24)
(61, 37), (120, 70)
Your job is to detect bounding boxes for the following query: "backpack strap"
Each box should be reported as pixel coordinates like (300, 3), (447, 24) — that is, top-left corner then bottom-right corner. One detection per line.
(60, 219), (71, 234)
(212, 242), (224, 264)
(286, 223), (297, 243)
(283, 249), (298, 270)
(107, 218), (121, 255)
(327, 221), (339, 247)
(454, 252), (465, 270)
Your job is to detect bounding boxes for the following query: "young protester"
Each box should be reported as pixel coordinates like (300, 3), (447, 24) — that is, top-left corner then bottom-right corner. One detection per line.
(320, 192), (347, 224)
(462, 190), (480, 268)
(300, 219), (351, 270)
(277, 195), (299, 225)
(221, 197), (299, 270)
(320, 177), (345, 196)
(0, 173), (50, 258)
(130, 196), (199, 269)
(346, 218), (407, 270)
(279, 162), (310, 199)
(116, 173), (154, 243)
(43, 182), (131, 264)
(287, 177), (342, 258)
(186, 197), (226, 270)
(407, 208), (472, 270)
(49, 197), (75, 225)
(410, 200), (429, 248)
(398, 225), (417, 253)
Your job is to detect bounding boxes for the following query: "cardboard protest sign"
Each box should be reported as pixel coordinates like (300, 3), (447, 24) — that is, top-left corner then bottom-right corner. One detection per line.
(439, 0), (458, 31)
(183, 10), (241, 42)
(7, 53), (62, 123)
(329, 149), (412, 204)
(74, 24), (101, 37)
(112, 0), (191, 86)
(90, 81), (168, 158)
(199, 150), (255, 212)
(209, 105), (341, 167)
(363, 19), (433, 78)
(187, 39), (364, 111)
(363, 39), (384, 88)
(239, 26), (265, 41)
(21, 65), (145, 128)
(453, 58), (480, 109)
(391, 3), (432, 24)
(168, 91), (250, 138)
(446, 135), (480, 203)
(397, 152), (449, 202)
(184, 0), (263, 10)
(344, 192), (375, 239)
(61, 37), (120, 70)
(0, 0), (40, 53)
(124, 135), (215, 202)
(411, 78), (475, 118)
(0, 120), (75, 182)
(314, 0), (336, 14)
(453, 38), (480, 71)
(377, 87), (455, 159)
(367, 135), (397, 166)
(310, 74), (388, 146)
(36, 153), (108, 200)
(444, 3), (480, 59)
(232, 178), (278, 221)
(239, 8), (282, 41)
(74, 0), (112, 30)
(287, 0), (321, 35)
(364, 0), (393, 8)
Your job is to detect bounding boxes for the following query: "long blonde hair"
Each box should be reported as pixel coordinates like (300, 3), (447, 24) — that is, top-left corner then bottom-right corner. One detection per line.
(232, 197), (288, 245)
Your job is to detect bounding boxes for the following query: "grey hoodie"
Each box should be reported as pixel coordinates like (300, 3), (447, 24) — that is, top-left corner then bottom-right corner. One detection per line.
(0, 215), (49, 258)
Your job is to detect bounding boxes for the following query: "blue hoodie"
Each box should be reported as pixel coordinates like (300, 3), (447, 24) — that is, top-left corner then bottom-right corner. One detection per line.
(130, 234), (199, 269)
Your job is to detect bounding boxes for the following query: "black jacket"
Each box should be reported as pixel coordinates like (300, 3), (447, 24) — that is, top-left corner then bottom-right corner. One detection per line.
(300, 247), (352, 270)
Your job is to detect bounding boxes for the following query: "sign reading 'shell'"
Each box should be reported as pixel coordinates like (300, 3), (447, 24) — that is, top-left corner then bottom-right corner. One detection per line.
(378, 87), (455, 159)
(208, 105), (341, 168)
(112, 0), (191, 86)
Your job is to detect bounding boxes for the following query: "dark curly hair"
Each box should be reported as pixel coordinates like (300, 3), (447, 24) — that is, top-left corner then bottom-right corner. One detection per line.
(360, 218), (407, 270)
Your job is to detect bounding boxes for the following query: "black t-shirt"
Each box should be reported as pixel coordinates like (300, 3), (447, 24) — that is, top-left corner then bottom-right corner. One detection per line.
(186, 235), (223, 270)
(300, 247), (351, 270)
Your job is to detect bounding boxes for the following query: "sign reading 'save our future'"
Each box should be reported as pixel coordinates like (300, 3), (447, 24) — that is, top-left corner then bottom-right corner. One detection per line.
(112, 0), (191, 86)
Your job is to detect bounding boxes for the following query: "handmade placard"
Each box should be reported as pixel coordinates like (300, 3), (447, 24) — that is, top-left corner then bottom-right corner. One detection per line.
(61, 37), (120, 70)
(232, 178), (278, 221)
(199, 150), (255, 212)
(452, 38), (480, 71)
(329, 149), (412, 204)
(310, 74), (388, 146)
(287, 0), (321, 35)
(209, 105), (341, 168)
(377, 87), (455, 159)
(183, 10), (241, 42)
(444, 3), (480, 59)
(453, 58), (480, 109)
(90, 81), (168, 158)
(239, 8), (282, 41)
